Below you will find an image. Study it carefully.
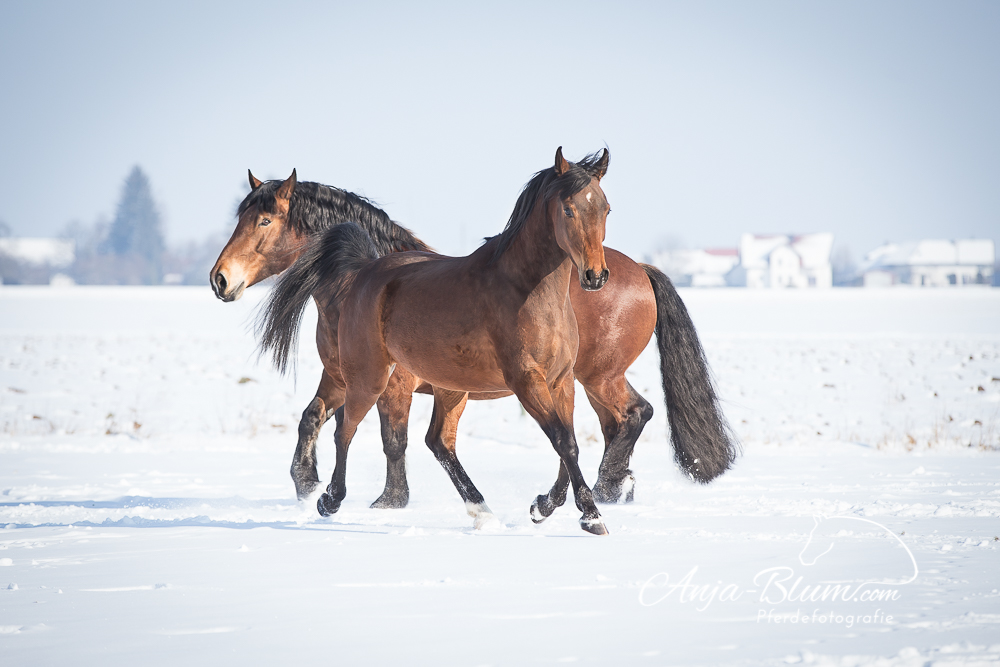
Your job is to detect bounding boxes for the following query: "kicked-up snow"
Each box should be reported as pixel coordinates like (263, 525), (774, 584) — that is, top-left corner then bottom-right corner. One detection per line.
(1, 285), (999, 665)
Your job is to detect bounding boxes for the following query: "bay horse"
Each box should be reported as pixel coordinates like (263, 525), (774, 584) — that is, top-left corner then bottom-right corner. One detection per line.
(210, 155), (737, 518)
(257, 148), (612, 533)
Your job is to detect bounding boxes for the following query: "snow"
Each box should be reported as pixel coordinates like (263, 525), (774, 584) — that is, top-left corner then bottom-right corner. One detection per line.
(1, 285), (999, 665)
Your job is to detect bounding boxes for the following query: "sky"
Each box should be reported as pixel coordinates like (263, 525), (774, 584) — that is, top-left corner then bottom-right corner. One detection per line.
(1, 1), (997, 262)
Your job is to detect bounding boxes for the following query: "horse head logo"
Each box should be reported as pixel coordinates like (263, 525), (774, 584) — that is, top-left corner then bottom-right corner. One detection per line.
(798, 515), (918, 586)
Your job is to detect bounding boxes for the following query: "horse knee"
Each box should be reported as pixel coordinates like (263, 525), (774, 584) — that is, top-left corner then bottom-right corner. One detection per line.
(377, 413), (408, 462)
(637, 398), (654, 426)
(424, 435), (447, 461)
(298, 397), (326, 438)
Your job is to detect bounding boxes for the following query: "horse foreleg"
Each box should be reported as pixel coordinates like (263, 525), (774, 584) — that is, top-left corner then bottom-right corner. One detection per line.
(515, 372), (607, 535)
(585, 379), (654, 504)
(317, 369), (390, 517)
(291, 369), (345, 500)
(424, 389), (495, 528)
(529, 461), (569, 523)
(370, 367), (419, 509)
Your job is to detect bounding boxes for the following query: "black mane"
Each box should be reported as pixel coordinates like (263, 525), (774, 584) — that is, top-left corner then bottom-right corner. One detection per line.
(237, 180), (430, 255)
(487, 151), (606, 263)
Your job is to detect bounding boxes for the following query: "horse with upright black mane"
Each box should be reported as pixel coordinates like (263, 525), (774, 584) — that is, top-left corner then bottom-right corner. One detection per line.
(256, 147), (615, 532)
(210, 151), (738, 526)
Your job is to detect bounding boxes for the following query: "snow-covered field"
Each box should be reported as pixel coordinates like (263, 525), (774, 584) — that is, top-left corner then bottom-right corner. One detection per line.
(1, 285), (999, 666)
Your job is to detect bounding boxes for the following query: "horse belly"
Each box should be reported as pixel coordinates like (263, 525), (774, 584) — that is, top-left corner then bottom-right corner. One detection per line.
(384, 310), (507, 394)
(388, 341), (507, 393)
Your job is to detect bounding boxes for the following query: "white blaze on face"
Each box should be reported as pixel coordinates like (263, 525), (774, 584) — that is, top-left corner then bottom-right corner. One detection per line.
(586, 192), (592, 202)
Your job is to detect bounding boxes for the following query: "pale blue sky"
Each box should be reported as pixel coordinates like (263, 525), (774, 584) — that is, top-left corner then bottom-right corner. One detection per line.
(1, 1), (997, 261)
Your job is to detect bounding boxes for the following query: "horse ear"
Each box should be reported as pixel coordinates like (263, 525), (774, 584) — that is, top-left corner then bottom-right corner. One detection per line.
(554, 146), (570, 176)
(276, 169), (297, 200)
(594, 148), (610, 180)
(248, 170), (262, 191)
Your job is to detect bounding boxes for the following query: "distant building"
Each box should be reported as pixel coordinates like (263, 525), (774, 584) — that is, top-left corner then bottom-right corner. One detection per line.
(0, 237), (76, 285)
(0, 238), (75, 267)
(738, 233), (833, 288)
(647, 247), (740, 287)
(861, 239), (994, 287)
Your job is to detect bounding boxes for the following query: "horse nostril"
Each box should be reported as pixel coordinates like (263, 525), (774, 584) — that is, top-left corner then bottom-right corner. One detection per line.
(585, 268), (596, 285)
(600, 269), (609, 285)
(215, 272), (227, 293)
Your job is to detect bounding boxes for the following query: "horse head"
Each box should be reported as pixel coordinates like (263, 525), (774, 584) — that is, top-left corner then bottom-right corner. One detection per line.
(550, 147), (610, 291)
(211, 169), (306, 301)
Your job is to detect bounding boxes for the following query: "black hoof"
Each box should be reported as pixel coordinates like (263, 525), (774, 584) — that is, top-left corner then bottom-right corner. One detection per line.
(580, 517), (609, 536)
(317, 493), (341, 517)
(530, 494), (556, 524)
(370, 490), (409, 509)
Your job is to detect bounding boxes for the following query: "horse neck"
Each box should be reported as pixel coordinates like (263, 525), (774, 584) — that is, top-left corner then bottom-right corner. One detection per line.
(497, 198), (573, 292)
(295, 185), (428, 254)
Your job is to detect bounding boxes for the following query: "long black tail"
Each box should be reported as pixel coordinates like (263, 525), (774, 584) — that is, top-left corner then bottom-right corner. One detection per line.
(641, 264), (740, 482)
(256, 222), (379, 375)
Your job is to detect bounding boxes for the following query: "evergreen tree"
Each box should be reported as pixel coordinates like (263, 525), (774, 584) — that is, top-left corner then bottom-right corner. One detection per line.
(105, 166), (165, 284)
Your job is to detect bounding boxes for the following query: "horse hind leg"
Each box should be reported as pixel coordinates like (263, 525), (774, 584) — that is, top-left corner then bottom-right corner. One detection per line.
(291, 370), (344, 500)
(425, 389), (496, 529)
(370, 367), (418, 509)
(586, 379), (654, 504)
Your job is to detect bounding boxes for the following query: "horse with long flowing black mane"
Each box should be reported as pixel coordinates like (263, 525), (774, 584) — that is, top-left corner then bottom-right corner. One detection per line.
(257, 147), (613, 533)
(210, 152), (738, 527)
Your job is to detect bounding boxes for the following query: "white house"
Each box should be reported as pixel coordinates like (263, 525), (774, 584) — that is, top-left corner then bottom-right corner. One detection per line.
(0, 237), (76, 286)
(739, 233), (833, 288)
(0, 238), (75, 267)
(647, 247), (740, 287)
(861, 239), (994, 287)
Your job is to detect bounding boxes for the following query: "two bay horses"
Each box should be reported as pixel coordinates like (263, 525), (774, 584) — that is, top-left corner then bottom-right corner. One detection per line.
(210, 150), (738, 531)
(258, 147), (612, 533)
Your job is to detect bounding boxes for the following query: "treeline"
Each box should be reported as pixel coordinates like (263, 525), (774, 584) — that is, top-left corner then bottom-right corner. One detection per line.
(0, 166), (229, 286)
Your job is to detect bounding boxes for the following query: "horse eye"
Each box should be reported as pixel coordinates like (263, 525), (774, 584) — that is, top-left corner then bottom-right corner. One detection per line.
(260, 218), (271, 227)
(563, 206), (573, 217)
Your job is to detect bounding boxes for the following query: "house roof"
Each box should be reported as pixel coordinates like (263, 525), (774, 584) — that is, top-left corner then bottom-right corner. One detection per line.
(0, 238), (76, 267)
(739, 233), (833, 270)
(864, 239), (995, 268)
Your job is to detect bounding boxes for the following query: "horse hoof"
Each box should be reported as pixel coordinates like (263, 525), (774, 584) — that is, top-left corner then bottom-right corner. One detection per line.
(580, 517), (609, 536)
(292, 474), (320, 500)
(594, 473), (636, 504)
(530, 495), (554, 524)
(317, 493), (341, 517)
(592, 481), (620, 504)
(370, 491), (409, 509)
(295, 484), (319, 502)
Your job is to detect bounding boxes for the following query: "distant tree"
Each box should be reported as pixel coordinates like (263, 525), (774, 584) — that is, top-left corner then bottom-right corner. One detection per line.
(104, 166), (165, 284)
(831, 244), (858, 286)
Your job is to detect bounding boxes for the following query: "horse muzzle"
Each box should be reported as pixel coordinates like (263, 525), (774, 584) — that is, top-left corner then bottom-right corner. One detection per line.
(211, 269), (245, 302)
(580, 267), (609, 291)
